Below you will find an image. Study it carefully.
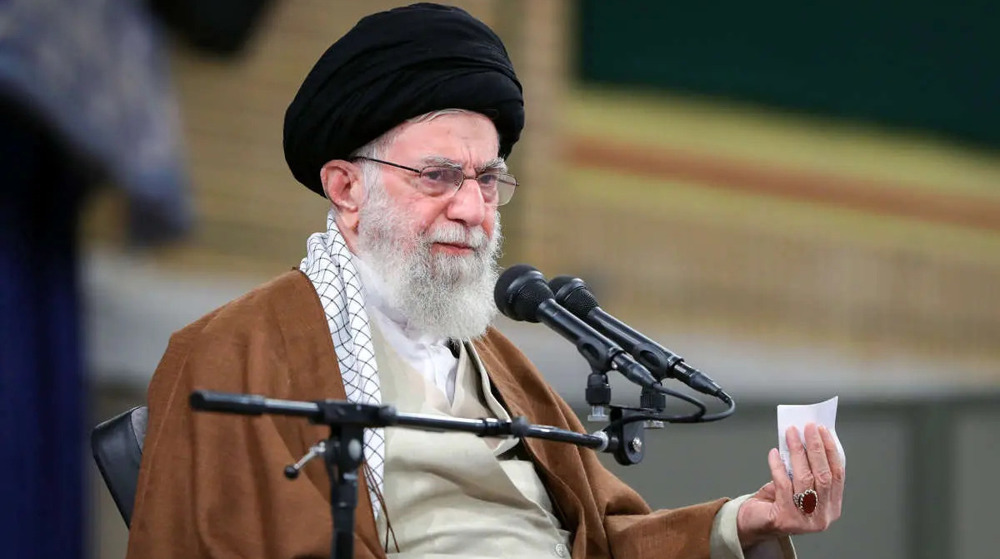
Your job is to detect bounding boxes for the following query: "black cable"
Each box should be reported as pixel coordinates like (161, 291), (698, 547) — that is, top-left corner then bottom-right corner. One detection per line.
(666, 390), (736, 423)
(606, 390), (736, 432)
(650, 383), (707, 417)
(698, 391), (736, 422)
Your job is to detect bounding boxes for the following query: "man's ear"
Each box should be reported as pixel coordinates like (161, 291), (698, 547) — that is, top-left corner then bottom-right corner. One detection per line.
(320, 160), (364, 232)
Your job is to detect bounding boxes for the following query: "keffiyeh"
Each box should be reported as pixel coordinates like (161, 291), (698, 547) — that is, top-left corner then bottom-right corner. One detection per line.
(299, 211), (385, 516)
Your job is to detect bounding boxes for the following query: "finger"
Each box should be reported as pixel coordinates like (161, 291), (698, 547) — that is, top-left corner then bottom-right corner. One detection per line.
(767, 448), (793, 497)
(786, 425), (815, 492)
(803, 424), (833, 492)
(820, 425), (845, 481)
(819, 425), (846, 516)
(802, 424), (834, 523)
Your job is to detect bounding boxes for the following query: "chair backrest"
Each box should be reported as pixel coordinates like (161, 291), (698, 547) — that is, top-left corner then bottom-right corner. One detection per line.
(91, 405), (148, 527)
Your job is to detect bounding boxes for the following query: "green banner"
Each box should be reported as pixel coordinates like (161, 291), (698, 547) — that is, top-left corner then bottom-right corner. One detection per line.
(577, 0), (1000, 148)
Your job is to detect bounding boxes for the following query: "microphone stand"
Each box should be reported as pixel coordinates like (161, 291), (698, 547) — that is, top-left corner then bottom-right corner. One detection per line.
(188, 390), (612, 559)
(584, 369), (656, 466)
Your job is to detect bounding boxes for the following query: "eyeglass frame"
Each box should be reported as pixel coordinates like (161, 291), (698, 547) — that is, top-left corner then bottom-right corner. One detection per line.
(350, 156), (518, 206)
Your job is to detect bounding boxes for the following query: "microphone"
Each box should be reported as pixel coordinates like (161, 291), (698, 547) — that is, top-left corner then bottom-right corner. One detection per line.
(549, 276), (725, 399)
(494, 264), (659, 389)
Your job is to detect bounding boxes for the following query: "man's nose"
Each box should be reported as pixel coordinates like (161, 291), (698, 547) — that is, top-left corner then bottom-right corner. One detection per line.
(445, 177), (488, 225)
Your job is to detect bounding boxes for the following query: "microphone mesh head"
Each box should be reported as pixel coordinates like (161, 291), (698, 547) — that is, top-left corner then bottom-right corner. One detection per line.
(549, 275), (599, 317)
(494, 264), (553, 322)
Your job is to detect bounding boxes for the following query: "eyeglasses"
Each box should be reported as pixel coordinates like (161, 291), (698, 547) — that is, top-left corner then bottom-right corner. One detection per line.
(351, 156), (517, 206)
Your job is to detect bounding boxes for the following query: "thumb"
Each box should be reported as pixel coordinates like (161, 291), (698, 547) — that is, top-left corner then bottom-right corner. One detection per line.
(755, 481), (777, 501)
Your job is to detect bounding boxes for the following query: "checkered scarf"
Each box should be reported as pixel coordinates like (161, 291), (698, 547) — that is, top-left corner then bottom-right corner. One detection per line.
(299, 210), (384, 517)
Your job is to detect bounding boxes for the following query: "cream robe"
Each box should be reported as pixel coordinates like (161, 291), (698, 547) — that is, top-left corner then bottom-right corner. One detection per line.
(373, 322), (572, 558)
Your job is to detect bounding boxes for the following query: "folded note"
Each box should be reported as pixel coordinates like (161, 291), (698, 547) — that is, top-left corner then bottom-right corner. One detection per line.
(777, 396), (846, 479)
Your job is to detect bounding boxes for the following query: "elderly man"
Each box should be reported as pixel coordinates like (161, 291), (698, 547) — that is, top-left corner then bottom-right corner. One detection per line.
(125, 4), (844, 558)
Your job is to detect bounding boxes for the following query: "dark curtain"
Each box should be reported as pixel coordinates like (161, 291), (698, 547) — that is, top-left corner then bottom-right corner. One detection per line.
(0, 98), (90, 557)
(0, 1), (275, 555)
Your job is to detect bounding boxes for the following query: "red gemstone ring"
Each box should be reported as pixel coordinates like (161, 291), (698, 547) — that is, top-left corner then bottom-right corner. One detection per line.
(793, 489), (818, 515)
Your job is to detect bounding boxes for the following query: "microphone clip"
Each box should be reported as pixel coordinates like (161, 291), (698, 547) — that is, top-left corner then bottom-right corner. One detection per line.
(590, 406), (649, 465)
(585, 371), (611, 422)
(639, 386), (667, 429)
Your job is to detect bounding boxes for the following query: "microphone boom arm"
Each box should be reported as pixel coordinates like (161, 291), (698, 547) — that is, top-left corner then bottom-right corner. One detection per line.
(189, 389), (610, 448)
(188, 388), (621, 559)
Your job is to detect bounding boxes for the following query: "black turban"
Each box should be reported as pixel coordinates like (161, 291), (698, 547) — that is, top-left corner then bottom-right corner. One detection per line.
(283, 3), (524, 196)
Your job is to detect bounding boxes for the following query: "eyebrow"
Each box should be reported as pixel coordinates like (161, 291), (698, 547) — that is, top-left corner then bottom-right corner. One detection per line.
(420, 156), (508, 174)
(478, 157), (508, 174)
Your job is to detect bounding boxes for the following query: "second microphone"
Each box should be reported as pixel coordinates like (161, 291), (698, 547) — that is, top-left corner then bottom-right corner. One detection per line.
(494, 264), (659, 390)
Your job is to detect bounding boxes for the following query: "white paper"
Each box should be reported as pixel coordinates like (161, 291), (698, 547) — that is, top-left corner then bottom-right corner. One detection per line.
(776, 396), (845, 478)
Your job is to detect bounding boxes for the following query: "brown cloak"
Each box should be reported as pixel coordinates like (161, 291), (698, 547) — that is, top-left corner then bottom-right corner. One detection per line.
(125, 271), (728, 558)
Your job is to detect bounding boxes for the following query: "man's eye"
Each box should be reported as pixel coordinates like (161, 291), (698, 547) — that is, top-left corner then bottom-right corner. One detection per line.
(477, 173), (499, 188)
(423, 168), (465, 185)
(422, 169), (451, 182)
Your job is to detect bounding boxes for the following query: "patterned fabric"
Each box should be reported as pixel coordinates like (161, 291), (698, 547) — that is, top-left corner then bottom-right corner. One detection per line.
(299, 210), (384, 516)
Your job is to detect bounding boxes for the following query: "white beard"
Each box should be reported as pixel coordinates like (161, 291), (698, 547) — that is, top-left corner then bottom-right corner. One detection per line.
(356, 184), (502, 340)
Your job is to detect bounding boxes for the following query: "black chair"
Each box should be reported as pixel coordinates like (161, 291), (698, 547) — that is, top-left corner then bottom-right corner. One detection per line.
(91, 405), (148, 527)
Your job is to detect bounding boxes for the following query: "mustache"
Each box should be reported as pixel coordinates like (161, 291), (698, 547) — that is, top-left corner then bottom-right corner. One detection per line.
(425, 224), (490, 250)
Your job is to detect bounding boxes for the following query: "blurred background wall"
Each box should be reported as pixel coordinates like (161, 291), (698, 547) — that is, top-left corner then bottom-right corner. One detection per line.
(72, 1), (999, 558)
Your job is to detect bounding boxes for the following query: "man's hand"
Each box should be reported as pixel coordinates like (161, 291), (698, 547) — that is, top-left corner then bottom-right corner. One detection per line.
(736, 423), (845, 548)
